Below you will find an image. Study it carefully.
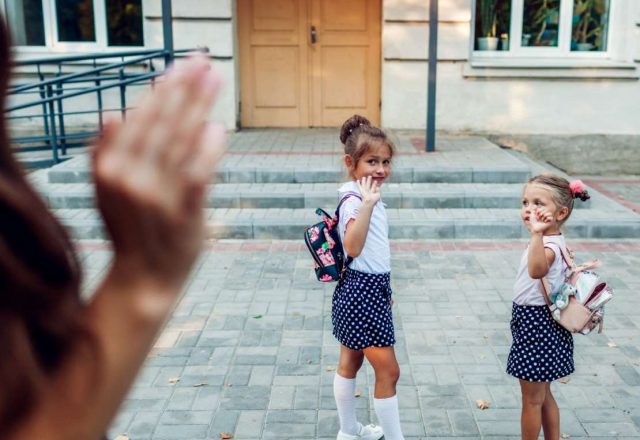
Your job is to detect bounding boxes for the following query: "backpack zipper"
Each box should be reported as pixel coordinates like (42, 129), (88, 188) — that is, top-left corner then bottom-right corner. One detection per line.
(304, 228), (325, 268)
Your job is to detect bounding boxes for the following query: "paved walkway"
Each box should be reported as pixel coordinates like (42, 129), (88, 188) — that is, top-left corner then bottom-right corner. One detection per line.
(94, 238), (640, 440)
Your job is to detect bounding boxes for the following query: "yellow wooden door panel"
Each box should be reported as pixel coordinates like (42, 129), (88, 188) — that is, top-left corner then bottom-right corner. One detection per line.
(310, 0), (381, 127)
(321, 0), (368, 31)
(252, 0), (297, 31)
(321, 47), (367, 109)
(238, 0), (309, 127)
(253, 47), (299, 107)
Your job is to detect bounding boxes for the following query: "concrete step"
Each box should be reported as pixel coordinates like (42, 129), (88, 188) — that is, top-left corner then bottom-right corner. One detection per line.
(46, 155), (532, 184)
(52, 208), (640, 240)
(38, 182), (591, 210)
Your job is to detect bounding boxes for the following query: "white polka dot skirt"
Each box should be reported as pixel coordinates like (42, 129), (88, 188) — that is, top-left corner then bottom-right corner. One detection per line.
(507, 303), (574, 382)
(332, 269), (395, 350)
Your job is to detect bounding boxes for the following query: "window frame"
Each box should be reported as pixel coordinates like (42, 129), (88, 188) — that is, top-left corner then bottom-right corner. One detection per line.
(471, 0), (617, 60)
(1, 0), (146, 53)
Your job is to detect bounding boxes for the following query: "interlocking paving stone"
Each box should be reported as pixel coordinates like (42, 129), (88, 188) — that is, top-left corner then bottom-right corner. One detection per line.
(97, 238), (640, 439)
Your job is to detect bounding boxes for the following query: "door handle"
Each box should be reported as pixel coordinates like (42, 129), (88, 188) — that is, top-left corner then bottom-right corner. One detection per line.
(310, 25), (318, 44)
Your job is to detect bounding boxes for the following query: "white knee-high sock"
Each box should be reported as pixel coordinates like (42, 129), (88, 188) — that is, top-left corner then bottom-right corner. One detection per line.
(374, 395), (405, 440)
(333, 373), (359, 435)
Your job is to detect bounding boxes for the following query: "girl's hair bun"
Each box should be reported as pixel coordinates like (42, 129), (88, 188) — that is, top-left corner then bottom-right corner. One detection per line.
(339, 114), (371, 144)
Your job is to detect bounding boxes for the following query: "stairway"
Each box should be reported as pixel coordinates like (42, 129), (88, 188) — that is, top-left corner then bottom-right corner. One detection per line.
(29, 130), (640, 240)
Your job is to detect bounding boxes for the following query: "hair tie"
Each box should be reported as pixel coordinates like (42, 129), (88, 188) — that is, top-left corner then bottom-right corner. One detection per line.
(569, 179), (590, 202)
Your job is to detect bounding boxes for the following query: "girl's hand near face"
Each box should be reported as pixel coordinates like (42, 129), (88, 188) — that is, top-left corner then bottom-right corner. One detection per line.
(529, 207), (554, 235)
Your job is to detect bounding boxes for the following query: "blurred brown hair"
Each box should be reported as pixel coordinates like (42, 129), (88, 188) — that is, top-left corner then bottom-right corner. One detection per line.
(0, 15), (88, 436)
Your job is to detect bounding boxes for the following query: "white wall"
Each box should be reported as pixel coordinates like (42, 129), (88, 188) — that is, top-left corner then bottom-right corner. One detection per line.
(143, 0), (237, 129)
(381, 0), (640, 134)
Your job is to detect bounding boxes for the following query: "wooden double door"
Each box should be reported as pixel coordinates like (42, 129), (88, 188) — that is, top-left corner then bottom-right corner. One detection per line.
(237, 0), (381, 127)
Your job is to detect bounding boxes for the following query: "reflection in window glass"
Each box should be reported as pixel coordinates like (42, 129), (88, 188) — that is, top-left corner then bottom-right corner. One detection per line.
(56, 0), (96, 42)
(522, 0), (561, 47)
(106, 0), (144, 46)
(5, 0), (46, 46)
(571, 0), (609, 51)
(474, 0), (512, 51)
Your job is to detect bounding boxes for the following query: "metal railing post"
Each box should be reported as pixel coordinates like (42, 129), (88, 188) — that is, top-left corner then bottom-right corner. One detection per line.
(37, 66), (51, 149)
(118, 68), (127, 120)
(94, 58), (104, 131)
(55, 66), (67, 155)
(45, 84), (60, 163)
(426, 0), (438, 152)
(162, 0), (174, 66)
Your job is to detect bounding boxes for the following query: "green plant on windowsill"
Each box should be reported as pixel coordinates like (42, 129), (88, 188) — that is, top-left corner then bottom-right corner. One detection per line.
(531, 0), (560, 46)
(573, 0), (606, 50)
(477, 0), (498, 50)
(480, 0), (498, 38)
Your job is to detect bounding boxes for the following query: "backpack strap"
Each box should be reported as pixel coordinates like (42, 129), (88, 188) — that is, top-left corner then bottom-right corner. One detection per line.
(335, 192), (362, 220)
(539, 241), (565, 307)
(540, 277), (553, 307)
(335, 192), (362, 275)
(558, 245), (576, 270)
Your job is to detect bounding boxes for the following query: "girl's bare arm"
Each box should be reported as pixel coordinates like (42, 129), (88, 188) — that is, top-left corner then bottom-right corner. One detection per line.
(343, 177), (379, 257)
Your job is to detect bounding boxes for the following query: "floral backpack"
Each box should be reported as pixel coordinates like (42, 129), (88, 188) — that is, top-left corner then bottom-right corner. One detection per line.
(304, 193), (361, 282)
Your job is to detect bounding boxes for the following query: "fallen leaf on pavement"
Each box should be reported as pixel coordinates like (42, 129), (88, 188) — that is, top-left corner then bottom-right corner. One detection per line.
(252, 315), (262, 319)
(558, 376), (571, 384)
(193, 381), (208, 387)
(168, 377), (180, 384)
(325, 366), (335, 372)
(475, 400), (490, 410)
(354, 388), (361, 397)
(561, 433), (570, 439)
(220, 433), (234, 439)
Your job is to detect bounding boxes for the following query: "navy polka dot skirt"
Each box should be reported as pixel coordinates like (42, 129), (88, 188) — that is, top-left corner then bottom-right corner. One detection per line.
(507, 303), (574, 382)
(332, 269), (396, 350)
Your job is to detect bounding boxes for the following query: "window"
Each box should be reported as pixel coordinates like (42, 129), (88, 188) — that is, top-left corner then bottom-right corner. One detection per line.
(474, 0), (612, 55)
(4, 0), (46, 46)
(3, 0), (144, 49)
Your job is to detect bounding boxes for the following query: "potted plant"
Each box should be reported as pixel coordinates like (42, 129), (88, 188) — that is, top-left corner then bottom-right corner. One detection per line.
(531, 0), (560, 46)
(500, 33), (510, 50)
(477, 0), (498, 50)
(572, 0), (606, 51)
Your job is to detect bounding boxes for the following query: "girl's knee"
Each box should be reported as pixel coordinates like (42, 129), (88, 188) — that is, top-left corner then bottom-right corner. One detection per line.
(337, 352), (364, 378)
(520, 381), (547, 407)
(337, 364), (360, 378)
(521, 387), (546, 407)
(522, 394), (545, 407)
(376, 364), (400, 385)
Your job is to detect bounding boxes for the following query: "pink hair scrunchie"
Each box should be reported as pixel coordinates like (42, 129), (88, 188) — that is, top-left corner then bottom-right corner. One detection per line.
(569, 180), (585, 197)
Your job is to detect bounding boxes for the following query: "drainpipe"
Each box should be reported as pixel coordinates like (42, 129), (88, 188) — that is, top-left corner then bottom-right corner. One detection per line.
(162, 0), (174, 66)
(426, 0), (438, 152)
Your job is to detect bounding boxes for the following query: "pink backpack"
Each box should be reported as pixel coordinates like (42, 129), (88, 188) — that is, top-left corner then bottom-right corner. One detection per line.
(541, 246), (613, 335)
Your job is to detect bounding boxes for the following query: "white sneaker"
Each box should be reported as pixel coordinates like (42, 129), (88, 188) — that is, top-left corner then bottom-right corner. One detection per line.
(337, 422), (384, 440)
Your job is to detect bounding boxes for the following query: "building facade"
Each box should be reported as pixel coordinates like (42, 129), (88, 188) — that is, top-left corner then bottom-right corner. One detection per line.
(4, 0), (640, 137)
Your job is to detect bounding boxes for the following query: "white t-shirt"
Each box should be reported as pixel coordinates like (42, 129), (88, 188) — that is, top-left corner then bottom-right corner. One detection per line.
(337, 181), (391, 274)
(513, 234), (568, 306)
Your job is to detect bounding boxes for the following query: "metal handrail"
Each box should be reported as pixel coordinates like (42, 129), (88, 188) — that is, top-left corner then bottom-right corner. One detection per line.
(9, 50), (167, 95)
(7, 48), (206, 166)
